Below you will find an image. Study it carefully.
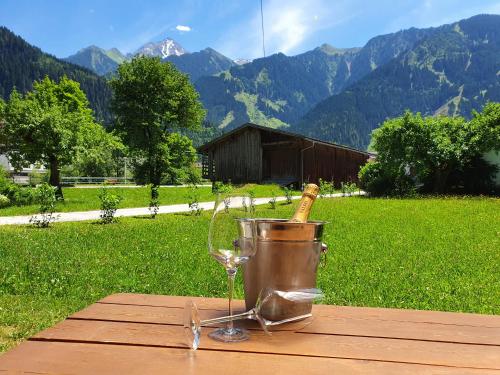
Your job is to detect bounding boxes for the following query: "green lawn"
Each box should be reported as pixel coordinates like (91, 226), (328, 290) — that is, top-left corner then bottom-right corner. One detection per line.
(0, 196), (498, 352)
(0, 183), (297, 216)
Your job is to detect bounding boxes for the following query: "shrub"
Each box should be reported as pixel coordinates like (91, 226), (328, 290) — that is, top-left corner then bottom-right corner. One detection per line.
(28, 170), (48, 186)
(185, 164), (202, 185)
(359, 161), (416, 197)
(3, 184), (36, 206)
(98, 186), (122, 224)
(0, 194), (10, 208)
(0, 167), (12, 192)
(0, 167), (37, 206)
(29, 183), (58, 228)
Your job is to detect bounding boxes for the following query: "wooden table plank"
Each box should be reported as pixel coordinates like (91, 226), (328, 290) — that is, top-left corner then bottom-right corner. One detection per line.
(1, 341), (498, 375)
(70, 302), (310, 331)
(101, 293), (500, 328)
(31, 319), (500, 369)
(312, 305), (500, 328)
(99, 293), (242, 310)
(72, 301), (500, 345)
(300, 314), (500, 345)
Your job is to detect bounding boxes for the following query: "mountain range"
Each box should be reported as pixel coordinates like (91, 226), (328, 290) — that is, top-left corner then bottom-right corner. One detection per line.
(294, 15), (500, 149)
(64, 38), (239, 80)
(1, 14), (499, 150)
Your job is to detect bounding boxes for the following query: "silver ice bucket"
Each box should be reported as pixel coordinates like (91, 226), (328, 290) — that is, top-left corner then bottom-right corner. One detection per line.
(241, 219), (327, 321)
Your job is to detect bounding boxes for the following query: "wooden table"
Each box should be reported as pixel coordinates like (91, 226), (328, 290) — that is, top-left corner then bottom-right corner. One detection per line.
(0, 294), (499, 374)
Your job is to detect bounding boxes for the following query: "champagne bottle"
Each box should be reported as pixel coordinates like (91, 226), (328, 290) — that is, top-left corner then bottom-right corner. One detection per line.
(289, 184), (319, 223)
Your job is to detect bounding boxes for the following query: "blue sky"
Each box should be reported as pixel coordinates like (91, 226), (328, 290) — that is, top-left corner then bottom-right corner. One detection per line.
(1, 0), (499, 59)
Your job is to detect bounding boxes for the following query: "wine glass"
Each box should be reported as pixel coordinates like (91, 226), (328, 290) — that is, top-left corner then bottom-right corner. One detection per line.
(184, 288), (324, 350)
(207, 193), (257, 343)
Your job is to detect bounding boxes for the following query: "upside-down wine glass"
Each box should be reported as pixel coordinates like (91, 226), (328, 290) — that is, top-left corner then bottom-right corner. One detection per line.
(207, 193), (257, 343)
(184, 288), (324, 350)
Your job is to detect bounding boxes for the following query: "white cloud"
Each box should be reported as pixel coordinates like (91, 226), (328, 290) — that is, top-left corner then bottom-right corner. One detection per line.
(216, 0), (354, 59)
(176, 25), (191, 32)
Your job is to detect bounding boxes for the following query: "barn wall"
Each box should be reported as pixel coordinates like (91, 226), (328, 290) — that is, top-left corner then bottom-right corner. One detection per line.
(302, 143), (368, 186)
(212, 128), (262, 183)
(201, 125), (370, 186)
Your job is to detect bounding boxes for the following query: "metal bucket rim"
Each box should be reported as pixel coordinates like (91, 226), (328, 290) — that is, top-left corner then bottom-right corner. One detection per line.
(253, 218), (328, 226)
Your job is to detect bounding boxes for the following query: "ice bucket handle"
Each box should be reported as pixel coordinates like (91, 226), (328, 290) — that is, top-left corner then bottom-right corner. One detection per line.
(320, 243), (328, 267)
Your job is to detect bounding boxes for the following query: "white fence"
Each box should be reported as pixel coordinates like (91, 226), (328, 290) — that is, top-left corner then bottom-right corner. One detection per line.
(61, 177), (135, 185)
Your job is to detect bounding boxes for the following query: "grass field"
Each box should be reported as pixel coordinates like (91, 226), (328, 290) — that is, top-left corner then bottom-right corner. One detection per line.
(0, 196), (499, 352)
(0, 184), (297, 216)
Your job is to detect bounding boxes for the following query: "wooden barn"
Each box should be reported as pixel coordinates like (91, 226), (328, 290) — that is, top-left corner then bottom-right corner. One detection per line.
(198, 123), (370, 187)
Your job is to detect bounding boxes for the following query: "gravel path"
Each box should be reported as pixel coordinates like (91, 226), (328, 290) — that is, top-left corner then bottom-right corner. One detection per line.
(0, 192), (364, 226)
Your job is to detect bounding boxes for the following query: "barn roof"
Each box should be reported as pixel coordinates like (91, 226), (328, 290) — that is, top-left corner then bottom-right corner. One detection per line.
(197, 122), (371, 156)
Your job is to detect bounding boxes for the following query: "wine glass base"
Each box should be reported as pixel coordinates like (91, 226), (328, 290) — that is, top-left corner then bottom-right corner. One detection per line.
(208, 327), (249, 343)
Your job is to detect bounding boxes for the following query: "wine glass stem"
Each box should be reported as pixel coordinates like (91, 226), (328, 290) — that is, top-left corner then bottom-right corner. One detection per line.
(226, 268), (237, 332)
(200, 310), (253, 326)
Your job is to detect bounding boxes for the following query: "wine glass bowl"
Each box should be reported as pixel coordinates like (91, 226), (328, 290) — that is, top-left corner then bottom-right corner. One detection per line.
(183, 288), (324, 350)
(184, 300), (201, 350)
(209, 219), (255, 270)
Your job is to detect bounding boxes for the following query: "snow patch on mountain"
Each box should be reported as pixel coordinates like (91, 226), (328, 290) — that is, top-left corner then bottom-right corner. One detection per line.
(134, 38), (186, 58)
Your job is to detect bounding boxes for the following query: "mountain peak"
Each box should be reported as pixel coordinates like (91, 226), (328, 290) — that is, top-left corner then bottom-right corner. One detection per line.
(134, 37), (186, 58)
(316, 44), (360, 55)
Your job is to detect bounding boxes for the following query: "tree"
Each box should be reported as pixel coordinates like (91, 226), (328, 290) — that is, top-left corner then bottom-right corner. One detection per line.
(73, 122), (126, 177)
(1, 76), (107, 198)
(0, 98), (5, 146)
(110, 56), (205, 186)
(361, 103), (500, 195)
(163, 132), (198, 184)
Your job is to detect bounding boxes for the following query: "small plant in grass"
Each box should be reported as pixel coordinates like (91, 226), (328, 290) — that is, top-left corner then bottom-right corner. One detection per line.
(327, 179), (336, 196)
(349, 182), (358, 195)
(341, 182), (347, 196)
(148, 184), (160, 218)
(212, 181), (233, 195)
(319, 178), (330, 198)
(341, 182), (358, 196)
(0, 194), (10, 208)
(282, 186), (293, 204)
(223, 196), (231, 213)
(187, 185), (202, 216)
(248, 189), (256, 214)
(268, 192), (277, 209)
(212, 182), (233, 212)
(29, 183), (58, 228)
(98, 185), (122, 224)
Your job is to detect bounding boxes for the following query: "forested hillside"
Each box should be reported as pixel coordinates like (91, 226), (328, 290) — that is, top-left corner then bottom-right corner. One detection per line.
(195, 45), (360, 129)
(293, 15), (500, 149)
(0, 27), (112, 123)
(194, 26), (441, 132)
